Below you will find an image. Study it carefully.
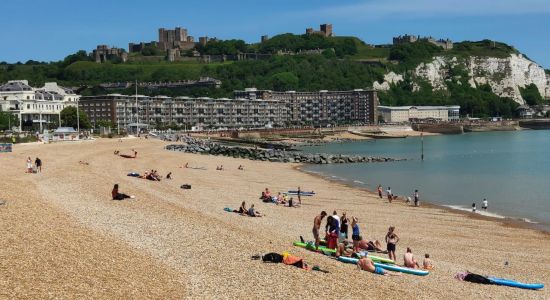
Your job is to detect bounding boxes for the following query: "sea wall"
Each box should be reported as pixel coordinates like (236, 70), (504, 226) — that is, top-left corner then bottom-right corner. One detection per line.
(165, 143), (399, 164)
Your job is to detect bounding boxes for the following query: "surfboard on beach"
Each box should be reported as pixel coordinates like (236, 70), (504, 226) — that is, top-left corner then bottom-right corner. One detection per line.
(286, 191), (315, 196)
(293, 241), (394, 264)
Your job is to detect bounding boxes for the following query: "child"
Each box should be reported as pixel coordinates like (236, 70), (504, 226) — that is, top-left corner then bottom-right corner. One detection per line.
(423, 253), (434, 270)
(472, 202), (476, 213)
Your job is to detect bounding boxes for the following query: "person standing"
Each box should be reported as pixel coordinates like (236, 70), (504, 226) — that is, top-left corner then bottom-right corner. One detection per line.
(351, 217), (361, 252)
(414, 189), (420, 207)
(312, 211), (327, 249)
(297, 186), (302, 205)
(35, 157), (42, 173)
(386, 187), (393, 203)
(472, 203), (477, 213)
(340, 212), (349, 240)
(26, 157), (33, 173)
(385, 226), (399, 262)
(482, 198), (488, 210)
(377, 185), (383, 199)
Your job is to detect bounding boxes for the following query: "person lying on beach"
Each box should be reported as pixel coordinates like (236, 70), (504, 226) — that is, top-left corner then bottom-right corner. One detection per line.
(111, 184), (135, 200)
(247, 204), (263, 217)
(357, 239), (385, 253)
(423, 253), (434, 270)
(216, 165), (224, 171)
(335, 240), (354, 257)
(357, 257), (399, 276)
(119, 149), (137, 158)
(78, 160), (89, 165)
(403, 247), (420, 269)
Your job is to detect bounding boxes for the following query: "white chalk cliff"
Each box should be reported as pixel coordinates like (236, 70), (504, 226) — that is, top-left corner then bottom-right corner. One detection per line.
(374, 54), (549, 104)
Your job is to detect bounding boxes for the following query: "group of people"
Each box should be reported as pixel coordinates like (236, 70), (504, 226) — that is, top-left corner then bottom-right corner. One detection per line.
(312, 210), (433, 275)
(377, 185), (420, 207)
(139, 169), (164, 181)
(260, 188), (298, 207)
(25, 157), (42, 173)
(472, 198), (489, 212)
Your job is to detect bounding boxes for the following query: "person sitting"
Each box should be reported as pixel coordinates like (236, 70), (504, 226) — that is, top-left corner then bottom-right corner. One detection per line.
(423, 253), (434, 270)
(247, 204), (262, 217)
(235, 201), (247, 215)
(111, 184), (135, 200)
(288, 197), (294, 207)
(238, 165), (244, 170)
(403, 247), (420, 269)
(113, 150), (120, 155)
(166, 172), (172, 180)
(358, 257), (398, 276)
(276, 192), (284, 205)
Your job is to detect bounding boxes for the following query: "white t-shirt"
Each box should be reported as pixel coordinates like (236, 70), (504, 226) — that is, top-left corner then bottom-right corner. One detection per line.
(332, 215), (340, 230)
(482, 200), (488, 207)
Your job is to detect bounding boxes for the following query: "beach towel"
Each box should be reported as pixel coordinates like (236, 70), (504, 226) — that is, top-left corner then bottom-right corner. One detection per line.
(127, 172), (140, 177)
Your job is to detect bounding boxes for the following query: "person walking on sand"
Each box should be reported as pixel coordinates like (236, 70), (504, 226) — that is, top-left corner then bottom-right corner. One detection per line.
(297, 186), (302, 205)
(386, 187), (393, 203)
(26, 157), (33, 173)
(313, 211), (327, 249)
(482, 198), (488, 210)
(472, 202), (476, 213)
(385, 226), (399, 261)
(377, 185), (383, 199)
(414, 189), (420, 207)
(35, 157), (42, 173)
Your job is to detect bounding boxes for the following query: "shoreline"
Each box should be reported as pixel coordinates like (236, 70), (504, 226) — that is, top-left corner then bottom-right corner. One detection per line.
(295, 165), (550, 235)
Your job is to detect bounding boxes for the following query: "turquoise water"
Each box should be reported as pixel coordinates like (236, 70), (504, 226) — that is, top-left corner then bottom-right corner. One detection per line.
(301, 131), (550, 229)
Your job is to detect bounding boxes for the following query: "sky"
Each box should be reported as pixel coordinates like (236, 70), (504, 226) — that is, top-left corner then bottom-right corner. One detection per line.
(1, 0), (549, 68)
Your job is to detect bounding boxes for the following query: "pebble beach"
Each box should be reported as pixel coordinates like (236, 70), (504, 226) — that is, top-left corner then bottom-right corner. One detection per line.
(0, 137), (548, 299)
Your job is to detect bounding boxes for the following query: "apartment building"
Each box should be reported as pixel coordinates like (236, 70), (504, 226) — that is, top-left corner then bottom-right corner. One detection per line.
(78, 94), (287, 129)
(234, 88), (379, 126)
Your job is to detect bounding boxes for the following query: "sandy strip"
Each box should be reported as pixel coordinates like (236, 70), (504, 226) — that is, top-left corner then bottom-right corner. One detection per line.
(0, 138), (548, 299)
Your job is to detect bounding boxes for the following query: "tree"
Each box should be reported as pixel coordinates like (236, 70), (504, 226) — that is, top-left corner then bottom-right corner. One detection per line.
(60, 106), (91, 129)
(519, 84), (544, 106)
(0, 112), (18, 130)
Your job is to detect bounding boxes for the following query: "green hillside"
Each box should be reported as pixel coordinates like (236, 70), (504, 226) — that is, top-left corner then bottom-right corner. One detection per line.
(0, 34), (538, 118)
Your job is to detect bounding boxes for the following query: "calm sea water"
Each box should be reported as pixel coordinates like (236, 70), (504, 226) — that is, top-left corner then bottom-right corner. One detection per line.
(301, 130), (550, 229)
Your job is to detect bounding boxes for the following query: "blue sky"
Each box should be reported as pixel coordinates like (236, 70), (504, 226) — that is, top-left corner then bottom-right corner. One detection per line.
(1, 0), (549, 67)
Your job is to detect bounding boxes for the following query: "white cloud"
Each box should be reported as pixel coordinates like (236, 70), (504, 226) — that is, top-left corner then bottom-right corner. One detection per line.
(312, 0), (550, 19)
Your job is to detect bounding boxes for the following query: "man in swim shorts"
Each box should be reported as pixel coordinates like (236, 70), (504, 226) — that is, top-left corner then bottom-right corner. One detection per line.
(358, 257), (399, 276)
(313, 211), (327, 249)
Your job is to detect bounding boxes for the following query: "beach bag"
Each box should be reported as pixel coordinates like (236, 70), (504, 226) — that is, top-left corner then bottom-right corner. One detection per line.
(262, 253), (283, 263)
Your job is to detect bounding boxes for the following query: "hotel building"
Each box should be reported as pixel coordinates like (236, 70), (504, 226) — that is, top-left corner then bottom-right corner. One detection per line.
(0, 80), (79, 131)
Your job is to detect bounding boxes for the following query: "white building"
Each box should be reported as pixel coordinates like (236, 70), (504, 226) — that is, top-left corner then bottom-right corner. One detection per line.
(378, 105), (460, 123)
(0, 80), (79, 131)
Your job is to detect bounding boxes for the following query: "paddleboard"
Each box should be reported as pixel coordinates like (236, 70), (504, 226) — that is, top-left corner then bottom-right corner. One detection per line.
(286, 191), (315, 196)
(488, 277), (544, 290)
(293, 242), (394, 264)
(337, 256), (429, 276)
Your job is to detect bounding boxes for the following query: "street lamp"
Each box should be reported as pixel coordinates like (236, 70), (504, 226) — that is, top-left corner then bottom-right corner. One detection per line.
(76, 97), (80, 132)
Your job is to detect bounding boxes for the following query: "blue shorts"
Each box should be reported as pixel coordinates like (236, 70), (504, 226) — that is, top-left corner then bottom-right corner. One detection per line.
(374, 266), (385, 275)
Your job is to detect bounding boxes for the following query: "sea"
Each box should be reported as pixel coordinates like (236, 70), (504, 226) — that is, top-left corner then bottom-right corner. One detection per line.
(300, 130), (550, 231)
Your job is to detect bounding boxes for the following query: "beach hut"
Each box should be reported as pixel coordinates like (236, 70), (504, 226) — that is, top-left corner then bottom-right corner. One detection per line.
(52, 127), (79, 142)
